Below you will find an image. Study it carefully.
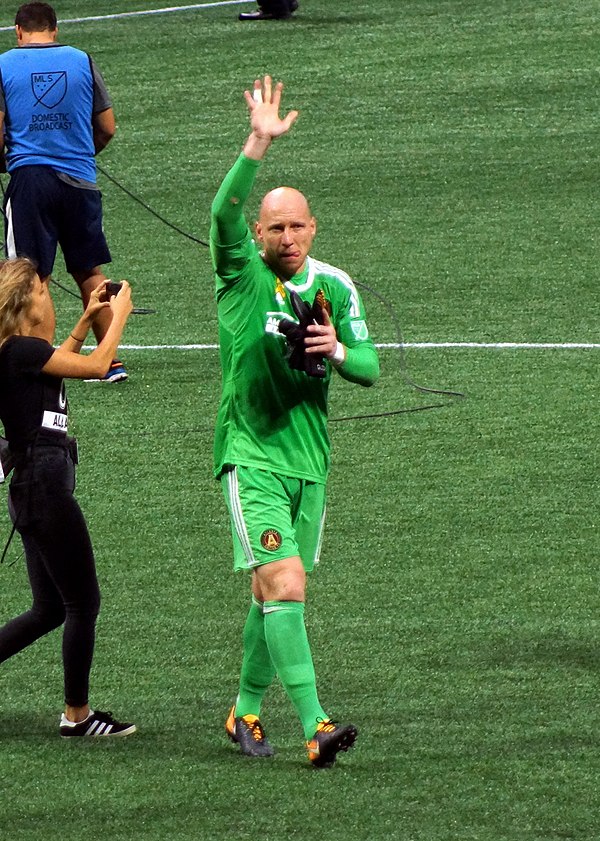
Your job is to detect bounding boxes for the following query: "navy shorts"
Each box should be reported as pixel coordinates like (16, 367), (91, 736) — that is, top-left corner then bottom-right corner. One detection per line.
(4, 165), (111, 278)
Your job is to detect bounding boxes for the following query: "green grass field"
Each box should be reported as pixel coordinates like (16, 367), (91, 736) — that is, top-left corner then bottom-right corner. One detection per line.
(1, 1), (599, 839)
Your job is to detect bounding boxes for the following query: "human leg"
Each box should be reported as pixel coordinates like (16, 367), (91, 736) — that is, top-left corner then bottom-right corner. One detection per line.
(235, 595), (276, 717)
(71, 267), (112, 343)
(11, 450), (101, 710)
(57, 182), (125, 377)
(1, 472), (97, 717)
(254, 556), (328, 740)
(222, 470), (324, 731)
(3, 167), (59, 338)
(36, 489), (101, 709)
(35, 486), (134, 737)
(0, 523), (66, 663)
(222, 467), (355, 764)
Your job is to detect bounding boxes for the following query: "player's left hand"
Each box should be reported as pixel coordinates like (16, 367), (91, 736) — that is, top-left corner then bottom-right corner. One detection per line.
(305, 308), (338, 359)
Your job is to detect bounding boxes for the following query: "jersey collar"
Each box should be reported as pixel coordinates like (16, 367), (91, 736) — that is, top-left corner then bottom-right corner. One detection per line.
(283, 257), (316, 294)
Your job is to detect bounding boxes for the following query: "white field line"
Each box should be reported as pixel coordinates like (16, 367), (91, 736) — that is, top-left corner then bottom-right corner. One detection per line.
(102, 342), (600, 351)
(0, 1), (252, 32)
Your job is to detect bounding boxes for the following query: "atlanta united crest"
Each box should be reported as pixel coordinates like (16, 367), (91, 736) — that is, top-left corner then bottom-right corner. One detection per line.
(260, 529), (282, 551)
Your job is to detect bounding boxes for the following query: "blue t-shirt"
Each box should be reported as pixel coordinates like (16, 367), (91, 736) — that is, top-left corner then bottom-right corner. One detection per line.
(0, 43), (110, 182)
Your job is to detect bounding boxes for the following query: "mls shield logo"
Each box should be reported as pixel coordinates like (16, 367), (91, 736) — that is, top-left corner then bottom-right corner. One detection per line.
(31, 71), (67, 108)
(351, 319), (369, 340)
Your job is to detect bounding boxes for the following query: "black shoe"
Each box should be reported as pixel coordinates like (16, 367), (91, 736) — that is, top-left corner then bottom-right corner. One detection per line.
(59, 709), (136, 738)
(239, 10), (276, 20)
(239, 4), (296, 20)
(225, 705), (274, 757)
(306, 719), (357, 768)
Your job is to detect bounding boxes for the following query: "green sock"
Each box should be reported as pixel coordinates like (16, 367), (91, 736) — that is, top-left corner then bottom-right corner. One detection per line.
(263, 600), (328, 739)
(235, 597), (276, 717)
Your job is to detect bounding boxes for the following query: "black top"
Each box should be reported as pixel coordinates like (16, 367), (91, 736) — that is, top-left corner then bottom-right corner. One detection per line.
(0, 335), (68, 450)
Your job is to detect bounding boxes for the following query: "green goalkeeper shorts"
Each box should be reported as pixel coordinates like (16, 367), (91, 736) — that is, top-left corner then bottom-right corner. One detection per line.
(221, 465), (326, 571)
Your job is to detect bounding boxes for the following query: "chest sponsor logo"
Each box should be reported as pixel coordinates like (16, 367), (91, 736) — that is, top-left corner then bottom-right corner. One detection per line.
(265, 311), (292, 335)
(41, 411), (68, 432)
(350, 319), (369, 340)
(31, 71), (67, 108)
(260, 529), (283, 552)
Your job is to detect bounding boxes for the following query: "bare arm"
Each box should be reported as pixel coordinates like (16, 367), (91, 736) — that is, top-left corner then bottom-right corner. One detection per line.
(92, 107), (116, 154)
(42, 282), (132, 379)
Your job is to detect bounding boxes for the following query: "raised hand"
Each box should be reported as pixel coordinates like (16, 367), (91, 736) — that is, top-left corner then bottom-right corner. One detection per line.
(242, 75), (299, 159)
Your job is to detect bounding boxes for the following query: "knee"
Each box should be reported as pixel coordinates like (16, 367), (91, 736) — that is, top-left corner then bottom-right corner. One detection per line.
(64, 588), (101, 621)
(32, 603), (66, 632)
(255, 558), (306, 602)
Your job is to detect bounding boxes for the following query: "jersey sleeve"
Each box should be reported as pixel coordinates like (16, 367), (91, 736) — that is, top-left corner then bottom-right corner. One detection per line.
(89, 57), (112, 114)
(332, 282), (380, 386)
(210, 153), (261, 286)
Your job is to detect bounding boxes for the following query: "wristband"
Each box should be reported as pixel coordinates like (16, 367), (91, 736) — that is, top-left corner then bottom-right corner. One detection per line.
(330, 341), (346, 367)
(70, 333), (86, 343)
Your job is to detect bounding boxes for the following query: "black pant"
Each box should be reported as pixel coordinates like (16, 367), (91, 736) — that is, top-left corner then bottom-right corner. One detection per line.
(260, 0), (296, 17)
(0, 445), (100, 707)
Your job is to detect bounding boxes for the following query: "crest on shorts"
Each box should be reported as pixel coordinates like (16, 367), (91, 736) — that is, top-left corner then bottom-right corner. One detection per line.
(260, 529), (282, 551)
(31, 71), (67, 108)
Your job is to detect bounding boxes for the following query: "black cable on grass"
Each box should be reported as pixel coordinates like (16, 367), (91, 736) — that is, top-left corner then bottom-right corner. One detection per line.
(97, 164), (209, 247)
(328, 279), (466, 422)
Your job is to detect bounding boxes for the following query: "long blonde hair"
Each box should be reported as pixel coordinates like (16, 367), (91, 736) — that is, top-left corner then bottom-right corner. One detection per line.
(0, 258), (38, 348)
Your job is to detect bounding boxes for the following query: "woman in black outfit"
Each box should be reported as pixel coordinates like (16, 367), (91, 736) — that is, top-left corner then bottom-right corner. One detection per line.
(0, 257), (135, 738)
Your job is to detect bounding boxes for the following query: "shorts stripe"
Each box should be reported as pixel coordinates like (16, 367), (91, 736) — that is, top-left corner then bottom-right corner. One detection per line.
(227, 468), (257, 567)
(5, 199), (16, 259)
(313, 504), (326, 566)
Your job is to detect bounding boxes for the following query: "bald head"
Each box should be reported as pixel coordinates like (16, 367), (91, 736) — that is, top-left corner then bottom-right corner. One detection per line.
(256, 187), (317, 280)
(259, 186), (311, 221)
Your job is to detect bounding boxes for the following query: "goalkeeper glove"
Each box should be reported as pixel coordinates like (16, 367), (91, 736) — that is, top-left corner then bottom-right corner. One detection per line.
(278, 289), (327, 378)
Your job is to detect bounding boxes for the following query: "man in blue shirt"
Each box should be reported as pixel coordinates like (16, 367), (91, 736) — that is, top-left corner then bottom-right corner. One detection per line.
(0, 3), (126, 382)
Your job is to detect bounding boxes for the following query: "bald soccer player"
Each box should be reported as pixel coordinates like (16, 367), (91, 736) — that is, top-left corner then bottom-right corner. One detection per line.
(210, 76), (379, 769)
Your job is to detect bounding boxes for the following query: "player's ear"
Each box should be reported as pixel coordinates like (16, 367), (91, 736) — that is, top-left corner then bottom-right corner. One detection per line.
(255, 221), (263, 243)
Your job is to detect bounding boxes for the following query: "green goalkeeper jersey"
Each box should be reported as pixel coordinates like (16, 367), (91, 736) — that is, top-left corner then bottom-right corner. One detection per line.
(211, 153), (379, 483)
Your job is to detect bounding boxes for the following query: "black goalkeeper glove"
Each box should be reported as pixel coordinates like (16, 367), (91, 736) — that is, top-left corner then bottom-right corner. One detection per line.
(278, 289), (327, 378)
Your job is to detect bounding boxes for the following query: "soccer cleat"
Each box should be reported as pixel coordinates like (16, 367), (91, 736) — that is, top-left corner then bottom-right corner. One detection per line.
(59, 709), (136, 738)
(306, 719), (357, 769)
(225, 705), (274, 757)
